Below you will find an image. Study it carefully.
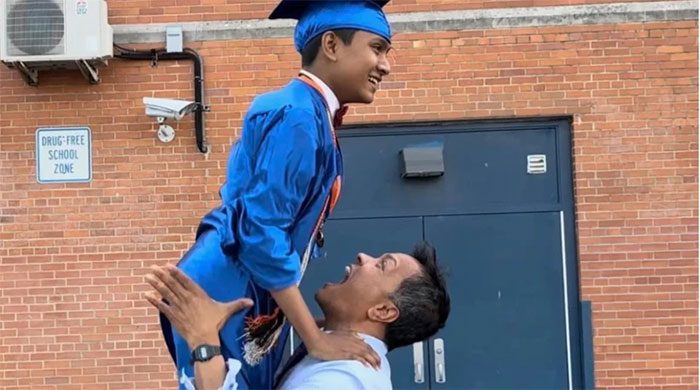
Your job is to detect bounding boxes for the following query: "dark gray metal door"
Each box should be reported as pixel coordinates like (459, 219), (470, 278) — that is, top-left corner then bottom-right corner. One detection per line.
(295, 118), (583, 389)
(424, 212), (572, 389)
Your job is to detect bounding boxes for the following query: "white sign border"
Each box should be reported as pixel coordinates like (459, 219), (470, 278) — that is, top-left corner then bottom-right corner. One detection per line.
(35, 127), (93, 184)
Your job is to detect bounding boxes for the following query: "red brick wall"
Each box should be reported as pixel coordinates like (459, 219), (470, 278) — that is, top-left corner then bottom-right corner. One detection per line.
(106, 0), (664, 24)
(0, 9), (697, 390)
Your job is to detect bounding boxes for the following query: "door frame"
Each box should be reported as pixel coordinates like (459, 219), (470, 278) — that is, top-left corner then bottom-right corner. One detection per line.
(338, 117), (585, 388)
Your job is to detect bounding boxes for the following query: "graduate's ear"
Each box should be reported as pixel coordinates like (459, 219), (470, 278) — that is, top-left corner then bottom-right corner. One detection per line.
(367, 300), (400, 324)
(319, 31), (340, 62)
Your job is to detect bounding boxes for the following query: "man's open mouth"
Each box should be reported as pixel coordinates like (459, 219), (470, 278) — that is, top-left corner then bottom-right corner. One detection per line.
(369, 75), (381, 87)
(337, 265), (351, 284)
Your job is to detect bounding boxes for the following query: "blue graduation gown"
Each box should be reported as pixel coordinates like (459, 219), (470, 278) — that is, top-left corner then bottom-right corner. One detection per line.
(160, 77), (342, 389)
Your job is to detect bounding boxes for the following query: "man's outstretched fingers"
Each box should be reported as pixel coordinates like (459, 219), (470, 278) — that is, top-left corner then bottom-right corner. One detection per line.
(165, 264), (204, 297)
(151, 265), (189, 302)
(144, 289), (162, 302)
(144, 291), (175, 321)
(145, 272), (178, 305)
(144, 291), (158, 308)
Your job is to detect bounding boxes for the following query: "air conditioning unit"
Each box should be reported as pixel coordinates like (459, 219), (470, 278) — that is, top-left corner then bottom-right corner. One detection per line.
(0, 0), (113, 85)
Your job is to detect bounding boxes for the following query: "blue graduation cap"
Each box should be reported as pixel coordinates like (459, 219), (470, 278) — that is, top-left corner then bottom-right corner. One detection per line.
(269, 0), (392, 53)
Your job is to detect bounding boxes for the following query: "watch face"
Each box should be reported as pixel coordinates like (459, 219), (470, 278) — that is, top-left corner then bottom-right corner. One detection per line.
(192, 344), (221, 362)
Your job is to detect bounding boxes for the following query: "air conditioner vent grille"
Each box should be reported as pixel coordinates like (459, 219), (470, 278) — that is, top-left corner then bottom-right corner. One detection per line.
(7, 0), (65, 56)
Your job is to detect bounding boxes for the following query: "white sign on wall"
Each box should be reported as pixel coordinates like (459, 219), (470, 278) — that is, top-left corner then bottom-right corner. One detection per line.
(36, 127), (92, 184)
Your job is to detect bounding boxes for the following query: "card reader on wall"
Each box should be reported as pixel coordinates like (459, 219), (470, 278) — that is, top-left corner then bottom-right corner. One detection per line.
(400, 144), (445, 178)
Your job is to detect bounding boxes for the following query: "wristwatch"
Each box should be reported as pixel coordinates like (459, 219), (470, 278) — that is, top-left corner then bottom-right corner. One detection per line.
(191, 344), (222, 363)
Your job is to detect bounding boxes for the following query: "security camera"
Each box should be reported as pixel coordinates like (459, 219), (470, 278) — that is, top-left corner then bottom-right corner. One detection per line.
(143, 97), (198, 121)
(143, 97), (199, 143)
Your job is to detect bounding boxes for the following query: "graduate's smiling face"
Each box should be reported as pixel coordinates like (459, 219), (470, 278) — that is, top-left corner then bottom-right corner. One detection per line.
(331, 30), (392, 104)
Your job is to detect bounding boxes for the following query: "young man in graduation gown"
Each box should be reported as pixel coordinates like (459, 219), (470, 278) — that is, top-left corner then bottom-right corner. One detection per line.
(158, 1), (394, 388)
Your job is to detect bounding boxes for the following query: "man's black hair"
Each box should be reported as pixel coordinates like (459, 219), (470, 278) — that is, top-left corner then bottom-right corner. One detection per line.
(301, 29), (357, 67)
(384, 241), (451, 351)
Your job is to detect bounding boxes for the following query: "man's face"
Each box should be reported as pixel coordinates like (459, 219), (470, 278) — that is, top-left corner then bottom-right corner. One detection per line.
(316, 252), (422, 323)
(333, 30), (392, 104)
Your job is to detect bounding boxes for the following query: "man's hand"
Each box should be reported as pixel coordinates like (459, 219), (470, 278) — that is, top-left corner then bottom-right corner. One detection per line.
(144, 264), (254, 349)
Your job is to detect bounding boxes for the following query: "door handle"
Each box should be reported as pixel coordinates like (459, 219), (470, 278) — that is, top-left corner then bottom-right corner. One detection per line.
(434, 338), (446, 383)
(289, 329), (296, 355)
(413, 342), (424, 383)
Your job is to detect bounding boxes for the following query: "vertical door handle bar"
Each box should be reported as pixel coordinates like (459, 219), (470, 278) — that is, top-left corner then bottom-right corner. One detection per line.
(434, 338), (446, 383)
(413, 342), (424, 383)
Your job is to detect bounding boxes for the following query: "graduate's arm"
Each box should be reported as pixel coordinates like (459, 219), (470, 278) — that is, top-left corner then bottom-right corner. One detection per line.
(236, 109), (379, 368)
(269, 286), (321, 351)
(234, 108), (316, 291)
(271, 286), (380, 369)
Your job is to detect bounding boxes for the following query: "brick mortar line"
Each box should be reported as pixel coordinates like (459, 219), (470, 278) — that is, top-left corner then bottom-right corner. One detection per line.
(113, 0), (699, 44)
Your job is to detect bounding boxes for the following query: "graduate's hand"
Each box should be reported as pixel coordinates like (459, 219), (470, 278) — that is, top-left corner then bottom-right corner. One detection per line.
(144, 264), (254, 349)
(268, 286), (380, 367)
(307, 331), (382, 369)
(314, 317), (326, 328)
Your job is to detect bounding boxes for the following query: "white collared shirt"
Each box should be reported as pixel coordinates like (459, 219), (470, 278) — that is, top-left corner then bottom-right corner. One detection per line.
(179, 335), (391, 390)
(279, 334), (392, 390)
(299, 69), (340, 118)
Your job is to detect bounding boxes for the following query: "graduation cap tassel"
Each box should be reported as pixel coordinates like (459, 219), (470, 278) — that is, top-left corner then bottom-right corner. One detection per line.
(243, 307), (286, 366)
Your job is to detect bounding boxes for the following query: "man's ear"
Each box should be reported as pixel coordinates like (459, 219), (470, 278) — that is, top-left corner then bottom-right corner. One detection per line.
(319, 31), (340, 62)
(368, 300), (399, 324)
